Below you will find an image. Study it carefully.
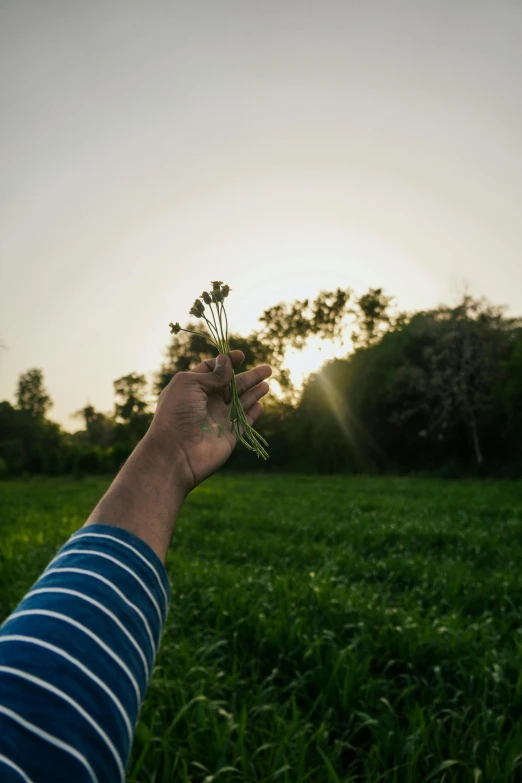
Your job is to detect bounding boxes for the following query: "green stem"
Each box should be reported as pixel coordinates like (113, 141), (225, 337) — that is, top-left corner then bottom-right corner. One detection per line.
(192, 299), (268, 459)
(218, 404), (232, 437)
(202, 316), (221, 347)
(176, 299), (267, 457)
(181, 328), (218, 350)
(217, 302), (227, 345)
(209, 304), (225, 352)
(221, 302), (229, 341)
(229, 377), (268, 458)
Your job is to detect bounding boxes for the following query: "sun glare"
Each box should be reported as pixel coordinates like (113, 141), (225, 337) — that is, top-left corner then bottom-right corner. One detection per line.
(282, 336), (348, 389)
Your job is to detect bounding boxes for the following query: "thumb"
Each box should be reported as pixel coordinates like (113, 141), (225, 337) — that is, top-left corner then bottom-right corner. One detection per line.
(199, 354), (233, 391)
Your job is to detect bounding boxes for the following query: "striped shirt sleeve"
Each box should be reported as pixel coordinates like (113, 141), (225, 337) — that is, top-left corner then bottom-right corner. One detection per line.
(0, 523), (171, 783)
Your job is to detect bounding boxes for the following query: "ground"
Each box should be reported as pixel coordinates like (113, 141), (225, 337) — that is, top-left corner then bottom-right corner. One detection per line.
(1, 474), (522, 782)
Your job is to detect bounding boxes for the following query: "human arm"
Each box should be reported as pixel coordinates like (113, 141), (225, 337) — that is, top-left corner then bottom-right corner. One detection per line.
(0, 352), (271, 782)
(84, 350), (271, 561)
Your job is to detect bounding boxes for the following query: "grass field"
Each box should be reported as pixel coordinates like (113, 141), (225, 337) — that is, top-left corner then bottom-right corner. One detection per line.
(2, 475), (522, 782)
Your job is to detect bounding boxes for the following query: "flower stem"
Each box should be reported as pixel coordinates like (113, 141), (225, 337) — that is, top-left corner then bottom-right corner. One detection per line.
(178, 288), (269, 459)
(181, 328), (219, 349)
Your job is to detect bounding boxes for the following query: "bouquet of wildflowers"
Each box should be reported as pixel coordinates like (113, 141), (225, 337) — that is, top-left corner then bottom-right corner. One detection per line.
(169, 281), (269, 459)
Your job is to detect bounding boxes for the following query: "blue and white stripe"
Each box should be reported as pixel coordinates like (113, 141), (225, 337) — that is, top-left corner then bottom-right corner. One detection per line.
(0, 524), (170, 783)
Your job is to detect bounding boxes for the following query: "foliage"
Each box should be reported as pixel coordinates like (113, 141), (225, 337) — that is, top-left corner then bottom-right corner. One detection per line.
(256, 287), (395, 392)
(257, 288), (352, 391)
(390, 297), (516, 465)
(113, 373), (149, 423)
(297, 297), (522, 473)
(0, 398), (63, 474)
(155, 327), (268, 394)
(2, 475), (522, 782)
(73, 404), (114, 448)
(156, 326), (216, 393)
(1, 291), (522, 477)
(497, 331), (522, 461)
(16, 368), (52, 418)
(351, 287), (395, 347)
(113, 372), (152, 444)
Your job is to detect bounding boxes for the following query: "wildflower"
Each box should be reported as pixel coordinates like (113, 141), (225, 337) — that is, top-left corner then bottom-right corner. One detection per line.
(189, 299), (205, 318)
(168, 281), (269, 459)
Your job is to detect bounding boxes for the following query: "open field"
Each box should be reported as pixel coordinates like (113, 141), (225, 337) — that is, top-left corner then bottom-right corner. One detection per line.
(1, 475), (522, 782)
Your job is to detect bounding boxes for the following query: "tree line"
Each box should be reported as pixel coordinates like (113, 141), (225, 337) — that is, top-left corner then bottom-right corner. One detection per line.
(1, 288), (521, 477)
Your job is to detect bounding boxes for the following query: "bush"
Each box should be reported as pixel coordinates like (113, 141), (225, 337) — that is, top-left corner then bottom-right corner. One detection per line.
(0, 439), (25, 474)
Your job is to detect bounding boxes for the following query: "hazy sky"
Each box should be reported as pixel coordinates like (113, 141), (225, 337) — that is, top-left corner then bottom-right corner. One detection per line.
(1, 0), (522, 427)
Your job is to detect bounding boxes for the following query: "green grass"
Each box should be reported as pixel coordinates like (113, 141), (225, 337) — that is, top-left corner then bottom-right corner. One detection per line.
(2, 475), (522, 782)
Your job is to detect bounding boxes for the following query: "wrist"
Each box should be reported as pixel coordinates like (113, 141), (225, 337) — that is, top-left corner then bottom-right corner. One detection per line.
(140, 430), (194, 497)
(85, 434), (190, 562)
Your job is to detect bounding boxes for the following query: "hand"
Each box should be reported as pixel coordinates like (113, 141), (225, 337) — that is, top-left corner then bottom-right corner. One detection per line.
(87, 351), (271, 562)
(146, 351), (272, 491)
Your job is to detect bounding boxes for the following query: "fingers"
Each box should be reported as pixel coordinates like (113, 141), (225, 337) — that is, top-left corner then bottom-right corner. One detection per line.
(239, 380), (270, 412)
(191, 350), (245, 374)
(245, 401), (264, 426)
(235, 364), (272, 396)
(196, 354), (233, 391)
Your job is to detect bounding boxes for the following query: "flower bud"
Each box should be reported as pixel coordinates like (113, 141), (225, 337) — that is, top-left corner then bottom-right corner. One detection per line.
(169, 322), (181, 334)
(210, 280), (223, 291)
(201, 291), (212, 305)
(212, 291), (223, 303)
(189, 299), (205, 318)
(221, 285), (231, 298)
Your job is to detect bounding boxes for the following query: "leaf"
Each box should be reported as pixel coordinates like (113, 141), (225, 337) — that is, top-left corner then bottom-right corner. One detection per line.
(422, 760), (460, 782)
(167, 694), (209, 730)
(317, 748), (342, 783)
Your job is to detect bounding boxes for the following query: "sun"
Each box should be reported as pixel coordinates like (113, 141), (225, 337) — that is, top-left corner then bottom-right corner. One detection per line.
(282, 336), (348, 389)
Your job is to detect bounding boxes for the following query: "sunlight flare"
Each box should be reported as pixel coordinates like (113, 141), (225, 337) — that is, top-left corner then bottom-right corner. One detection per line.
(283, 337), (348, 388)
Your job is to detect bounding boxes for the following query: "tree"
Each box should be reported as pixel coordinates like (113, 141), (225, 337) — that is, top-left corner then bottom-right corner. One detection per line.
(387, 297), (516, 466)
(351, 288), (394, 347)
(16, 368), (52, 418)
(257, 287), (395, 394)
(73, 404), (114, 448)
(114, 374), (148, 423)
(0, 401), (26, 472)
(155, 325), (268, 394)
(415, 298), (513, 465)
(113, 373), (151, 443)
(156, 287), (394, 406)
(294, 294), (521, 473)
(155, 326), (216, 394)
(497, 330), (522, 461)
(257, 288), (353, 391)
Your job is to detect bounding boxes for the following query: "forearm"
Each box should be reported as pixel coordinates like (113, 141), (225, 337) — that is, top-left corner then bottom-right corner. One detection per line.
(0, 347), (270, 782)
(85, 433), (189, 563)
(0, 523), (170, 783)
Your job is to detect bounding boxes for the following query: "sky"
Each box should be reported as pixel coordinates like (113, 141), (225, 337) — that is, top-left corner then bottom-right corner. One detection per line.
(1, 0), (522, 428)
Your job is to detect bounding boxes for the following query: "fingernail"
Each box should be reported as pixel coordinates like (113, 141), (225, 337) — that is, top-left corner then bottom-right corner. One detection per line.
(216, 354), (227, 367)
